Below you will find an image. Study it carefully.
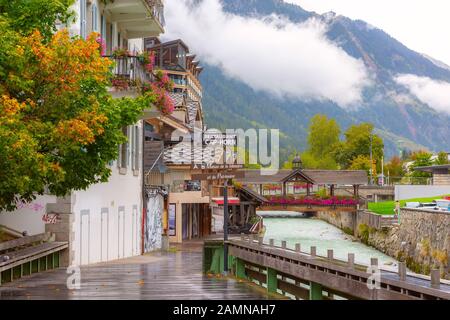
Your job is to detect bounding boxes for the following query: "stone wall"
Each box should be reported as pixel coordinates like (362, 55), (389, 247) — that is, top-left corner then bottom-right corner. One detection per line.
(365, 208), (449, 278)
(45, 195), (75, 267)
(316, 211), (356, 235)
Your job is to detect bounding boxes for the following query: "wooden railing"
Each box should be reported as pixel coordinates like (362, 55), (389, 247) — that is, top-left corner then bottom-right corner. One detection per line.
(208, 237), (450, 300)
(0, 232), (68, 286)
(356, 210), (398, 230)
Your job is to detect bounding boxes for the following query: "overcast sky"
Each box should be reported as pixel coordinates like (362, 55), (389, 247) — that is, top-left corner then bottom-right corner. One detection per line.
(290, 0), (450, 66)
(164, 0), (450, 113)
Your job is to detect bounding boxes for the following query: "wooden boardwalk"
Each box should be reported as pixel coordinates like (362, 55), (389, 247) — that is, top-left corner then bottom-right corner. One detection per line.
(0, 243), (268, 300)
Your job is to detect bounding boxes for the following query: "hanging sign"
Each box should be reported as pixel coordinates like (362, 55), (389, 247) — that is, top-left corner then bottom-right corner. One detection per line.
(191, 171), (245, 181)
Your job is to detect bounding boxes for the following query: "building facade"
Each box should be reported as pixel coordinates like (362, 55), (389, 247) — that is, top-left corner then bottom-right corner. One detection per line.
(0, 0), (165, 266)
(142, 39), (211, 243)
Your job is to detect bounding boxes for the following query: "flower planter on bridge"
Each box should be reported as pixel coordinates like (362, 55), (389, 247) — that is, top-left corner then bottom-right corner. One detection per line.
(265, 196), (358, 206)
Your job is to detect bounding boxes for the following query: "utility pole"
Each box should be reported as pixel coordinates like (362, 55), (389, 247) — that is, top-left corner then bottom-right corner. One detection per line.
(223, 179), (229, 275)
(369, 134), (373, 185)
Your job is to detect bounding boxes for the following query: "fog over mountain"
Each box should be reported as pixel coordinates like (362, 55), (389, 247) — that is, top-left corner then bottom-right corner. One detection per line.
(164, 0), (450, 159)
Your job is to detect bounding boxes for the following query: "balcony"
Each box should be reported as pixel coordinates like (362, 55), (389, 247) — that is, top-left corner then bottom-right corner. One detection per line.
(106, 55), (154, 97)
(106, 0), (165, 39)
(171, 78), (187, 86)
(147, 0), (165, 28)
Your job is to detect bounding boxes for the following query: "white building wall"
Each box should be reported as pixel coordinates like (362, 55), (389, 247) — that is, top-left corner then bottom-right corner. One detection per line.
(0, 195), (56, 236)
(395, 185), (450, 200)
(71, 122), (143, 266)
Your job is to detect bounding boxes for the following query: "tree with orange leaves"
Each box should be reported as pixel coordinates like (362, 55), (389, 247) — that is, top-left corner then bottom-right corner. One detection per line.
(0, 6), (156, 210)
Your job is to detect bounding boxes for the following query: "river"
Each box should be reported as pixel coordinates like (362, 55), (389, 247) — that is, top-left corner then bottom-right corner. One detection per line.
(260, 213), (398, 269)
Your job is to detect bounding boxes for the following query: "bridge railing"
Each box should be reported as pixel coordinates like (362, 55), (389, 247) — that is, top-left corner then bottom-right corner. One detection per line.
(263, 195), (359, 207)
(204, 236), (449, 300)
(356, 210), (398, 230)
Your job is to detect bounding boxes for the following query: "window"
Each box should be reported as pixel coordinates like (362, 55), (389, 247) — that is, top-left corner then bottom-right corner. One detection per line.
(118, 126), (129, 170)
(92, 4), (98, 32)
(80, 0), (87, 39)
(132, 125), (140, 172)
(108, 23), (113, 53)
(101, 14), (106, 39)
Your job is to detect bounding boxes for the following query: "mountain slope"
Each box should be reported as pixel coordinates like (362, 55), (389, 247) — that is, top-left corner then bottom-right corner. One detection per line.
(200, 0), (450, 159)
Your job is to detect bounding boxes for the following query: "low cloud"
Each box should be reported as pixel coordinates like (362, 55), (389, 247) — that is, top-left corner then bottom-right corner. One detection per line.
(163, 0), (370, 107)
(395, 74), (450, 114)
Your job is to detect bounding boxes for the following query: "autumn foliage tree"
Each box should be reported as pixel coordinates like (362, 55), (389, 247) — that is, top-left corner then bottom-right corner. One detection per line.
(0, 6), (165, 210)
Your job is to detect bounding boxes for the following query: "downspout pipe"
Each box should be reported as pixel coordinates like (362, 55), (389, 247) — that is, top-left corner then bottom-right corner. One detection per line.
(141, 119), (146, 255)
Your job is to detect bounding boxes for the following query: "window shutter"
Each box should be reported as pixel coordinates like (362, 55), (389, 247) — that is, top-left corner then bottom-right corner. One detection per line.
(131, 126), (136, 171)
(126, 126), (130, 167)
(80, 0), (87, 39)
(117, 144), (122, 168)
(92, 4), (98, 32)
(135, 126), (140, 171)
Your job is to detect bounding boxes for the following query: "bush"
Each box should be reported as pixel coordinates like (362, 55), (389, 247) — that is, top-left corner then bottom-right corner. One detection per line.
(358, 223), (370, 244)
(342, 226), (354, 236)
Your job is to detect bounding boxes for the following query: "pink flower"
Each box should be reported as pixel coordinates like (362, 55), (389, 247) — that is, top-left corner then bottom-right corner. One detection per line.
(96, 37), (106, 56)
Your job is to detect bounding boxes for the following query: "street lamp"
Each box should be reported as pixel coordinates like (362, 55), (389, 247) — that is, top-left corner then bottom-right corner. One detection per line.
(369, 134), (373, 185)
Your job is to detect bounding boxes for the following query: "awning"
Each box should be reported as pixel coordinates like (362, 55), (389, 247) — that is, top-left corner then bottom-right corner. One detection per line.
(211, 197), (240, 205)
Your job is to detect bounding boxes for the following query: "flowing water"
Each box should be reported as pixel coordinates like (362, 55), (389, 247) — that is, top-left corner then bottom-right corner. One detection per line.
(260, 212), (398, 268)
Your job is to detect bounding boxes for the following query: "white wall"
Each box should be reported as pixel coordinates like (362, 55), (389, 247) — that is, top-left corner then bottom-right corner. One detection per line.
(395, 185), (450, 200)
(0, 195), (57, 236)
(71, 122), (143, 266)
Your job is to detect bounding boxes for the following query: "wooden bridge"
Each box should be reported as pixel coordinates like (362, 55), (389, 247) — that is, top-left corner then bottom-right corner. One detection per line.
(204, 237), (450, 300)
(258, 204), (358, 213)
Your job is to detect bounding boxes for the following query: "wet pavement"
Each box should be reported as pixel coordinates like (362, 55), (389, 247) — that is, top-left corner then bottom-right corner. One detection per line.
(0, 244), (268, 300)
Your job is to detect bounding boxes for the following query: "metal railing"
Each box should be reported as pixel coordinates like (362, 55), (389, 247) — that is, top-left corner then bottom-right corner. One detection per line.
(146, 0), (165, 27)
(385, 176), (432, 185)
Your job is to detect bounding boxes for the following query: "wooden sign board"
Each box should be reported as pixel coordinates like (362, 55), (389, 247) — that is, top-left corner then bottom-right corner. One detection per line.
(191, 171), (245, 181)
(191, 163), (244, 170)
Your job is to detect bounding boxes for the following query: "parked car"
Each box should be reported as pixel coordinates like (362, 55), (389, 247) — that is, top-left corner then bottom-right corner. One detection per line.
(434, 199), (450, 212)
(405, 202), (420, 208)
(418, 202), (437, 208)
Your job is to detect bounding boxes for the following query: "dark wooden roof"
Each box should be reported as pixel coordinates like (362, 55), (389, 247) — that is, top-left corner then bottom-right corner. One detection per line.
(281, 169), (315, 184)
(236, 186), (268, 204)
(305, 170), (368, 185)
(415, 164), (450, 174)
(237, 169), (368, 185)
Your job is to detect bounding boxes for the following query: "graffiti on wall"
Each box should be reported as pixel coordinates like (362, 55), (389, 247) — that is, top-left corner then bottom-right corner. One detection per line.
(144, 194), (163, 252)
(42, 213), (61, 224)
(17, 202), (45, 212)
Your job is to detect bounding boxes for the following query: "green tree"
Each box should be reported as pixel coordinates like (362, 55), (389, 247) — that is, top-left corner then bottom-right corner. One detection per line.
(0, 0), (75, 41)
(349, 155), (374, 176)
(435, 151), (449, 165)
(288, 114), (340, 170)
(384, 156), (404, 177)
(335, 123), (384, 169)
(409, 151), (433, 178)
(307, 114), (340, 159)
(282, 150), (337, 170)
(0, 6), (168, 210)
